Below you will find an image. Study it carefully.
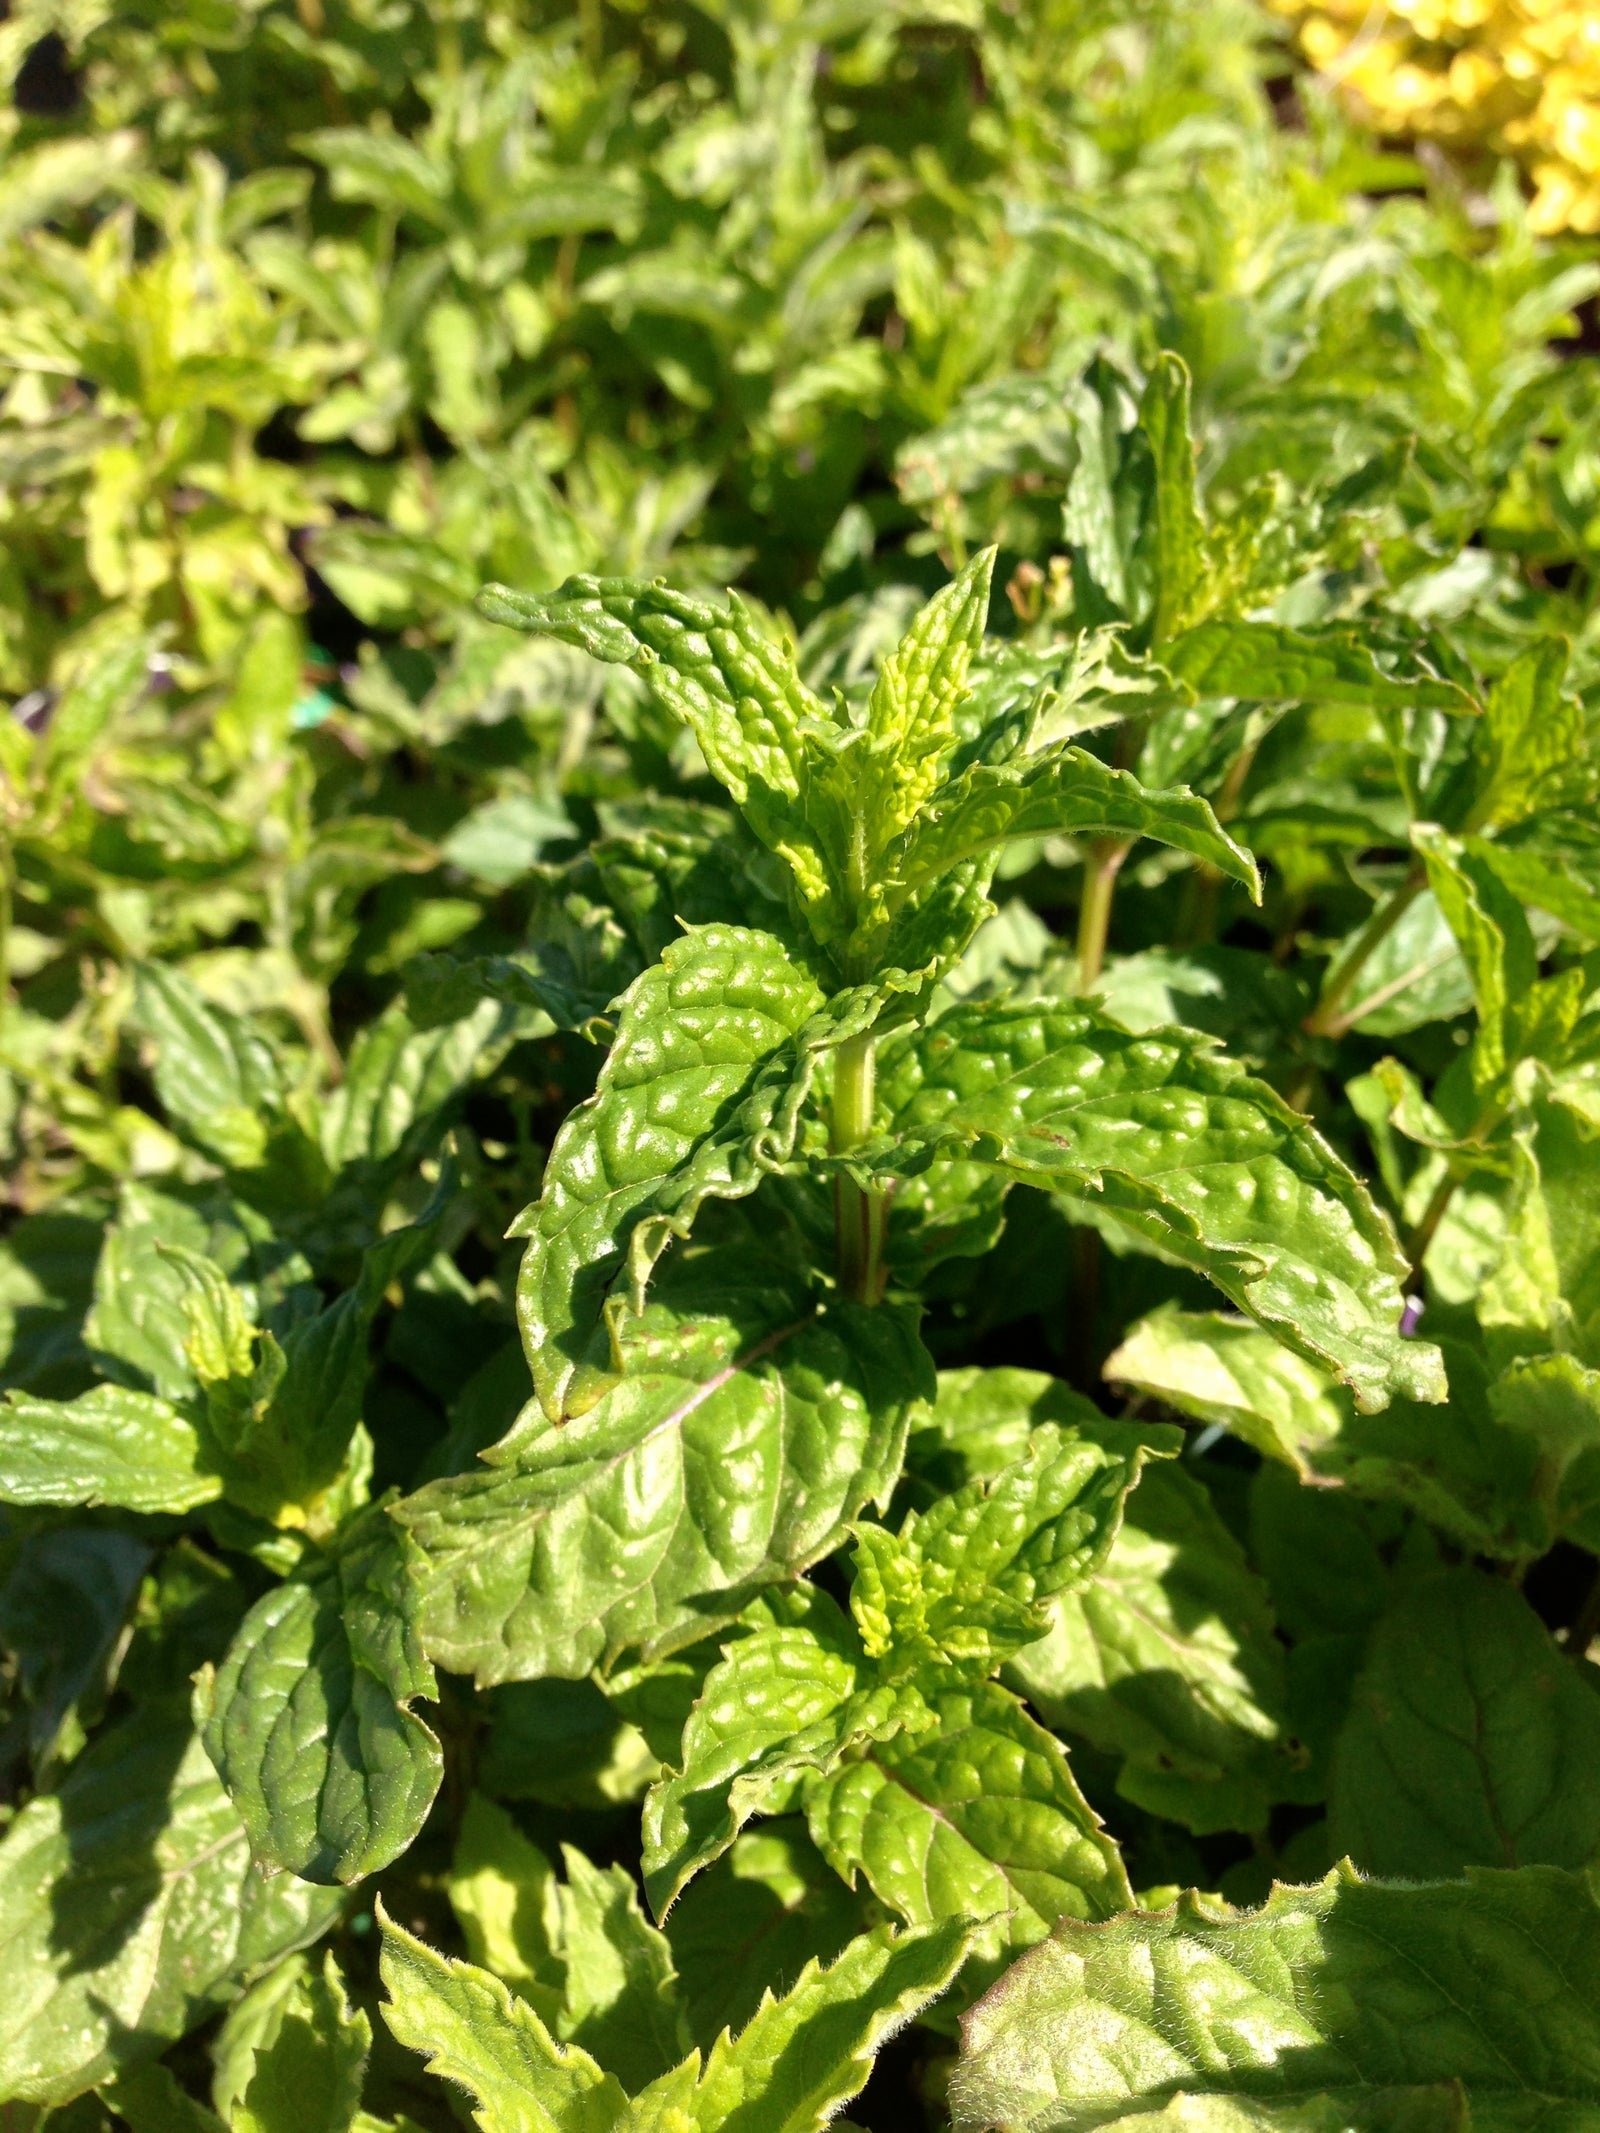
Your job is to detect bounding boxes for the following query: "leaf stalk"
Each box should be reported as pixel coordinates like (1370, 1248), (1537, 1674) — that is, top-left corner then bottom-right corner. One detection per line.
(831, 1030), (886, 1305)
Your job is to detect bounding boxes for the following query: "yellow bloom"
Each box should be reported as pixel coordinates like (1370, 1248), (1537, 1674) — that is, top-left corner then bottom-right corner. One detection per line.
(1270, 0), (1600, 231)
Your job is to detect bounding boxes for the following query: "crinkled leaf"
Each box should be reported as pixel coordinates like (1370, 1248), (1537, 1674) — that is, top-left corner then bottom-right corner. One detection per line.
(657, 1917), (974, 2133)
(886, 748), (1259, 935)
(664, 1824), (867, 2054)
(805, 1681), (1131, 1996)
(952, 1863), (1600, 2131)
(860, 1002), (1441, 1413)
(0, 1707), (340, 2105)
(516, 923), (876, 1422)
(1469, 636), (1587, 829)
(197, 1507), (442, 1885)
(396, 1215), (931, 1683)
(131, 963), (287, 1171)
(1162, 620), (1474, 714)
(1329, 1569), (1600, 1879)
(478, 576), (836, 937)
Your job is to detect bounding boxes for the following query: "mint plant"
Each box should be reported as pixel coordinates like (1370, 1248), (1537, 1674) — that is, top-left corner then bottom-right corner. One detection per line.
(3, 5), (1600, 2129)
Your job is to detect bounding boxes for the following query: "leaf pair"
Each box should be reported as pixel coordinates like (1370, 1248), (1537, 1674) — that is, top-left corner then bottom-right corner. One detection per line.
(641, 1410), (1162, 1976)
(478, 557), (1257, 981)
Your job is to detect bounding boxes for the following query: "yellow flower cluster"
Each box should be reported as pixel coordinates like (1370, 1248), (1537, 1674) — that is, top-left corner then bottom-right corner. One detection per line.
(1270, 0), (1600, 232)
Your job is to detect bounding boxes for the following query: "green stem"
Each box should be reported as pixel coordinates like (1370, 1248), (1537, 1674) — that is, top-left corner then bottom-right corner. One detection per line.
(1303, 864), (1426, 1040)
(831, 1031), (886, 1305)
(1077, 837), (1131, 990)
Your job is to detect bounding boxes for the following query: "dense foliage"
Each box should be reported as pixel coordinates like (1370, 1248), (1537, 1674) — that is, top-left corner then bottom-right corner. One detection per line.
(2, 3), (1600, 2128)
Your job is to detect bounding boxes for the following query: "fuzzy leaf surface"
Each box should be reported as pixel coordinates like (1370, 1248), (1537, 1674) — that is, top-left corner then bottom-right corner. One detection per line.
(951, 1863), (1600, 2131)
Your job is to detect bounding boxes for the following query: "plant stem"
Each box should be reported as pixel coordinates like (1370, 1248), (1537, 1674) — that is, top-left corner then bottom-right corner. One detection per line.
(1303, 863), (1425, 1040)
(831, 1030), (885, 1305)
(1568, 1561), (1600, 1662)
(1077, 837), (1131, 989)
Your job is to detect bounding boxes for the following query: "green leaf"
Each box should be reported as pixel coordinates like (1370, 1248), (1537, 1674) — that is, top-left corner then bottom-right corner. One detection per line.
(641, 1586), (904, 1921)
(1162, 621), (1474, 713)
(515, 923), (855, 1422)
(196, 1507), (442, 1885)
(0, 1386), (221, 1514)
(211, 1952), (370, 2133)
(863, 1002), (1442, 1413)
(1329, 1569), (1600, 1878)
(1007, 1462), (1292, 1835)
(904, 1367), (1116, 1502)
(450, 1799), (688, 2095)
(1137, 352), (1207, 647)
(1412, 824), (1538, 1094)
(1105, 1308), (1600, 1565)
(658, 1917), (974, 2133)
(130, 964), (288, 1172)
(805, 1680), (1131, 1993)
(663, 1824), (867, 2054)
(1469, 636), (1587, 829)
(477, 577), (834, 935)
(853, 546), (995, 853)
(378, 1903), (630, 2133)
(886, 747), (1259, 934)
(1103, 1306), (1348, 1479)
(0, 1707), (340, 2105)
(395, 1213), (931, 1683)
(951, 1863), (1600, 2131)
(850, 1420), (1166, 1678)
(642, 1420), (1154, 1914)
(0, 1527), (149, 1780)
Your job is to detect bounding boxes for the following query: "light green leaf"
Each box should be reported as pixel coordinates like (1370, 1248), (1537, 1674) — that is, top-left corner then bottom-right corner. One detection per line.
(0, 1708), (340, 2105)
(451, 1799), (688, 2096)
(854, 545), (995, 852)
(1103, 1306), (1349, 1479)
(951, 1863), (1600, 2131)
(197, 1507), (442, 1885)
(1329, 1568), (1600, 1878)
(1487, 1353), (1600, 1551)
(805, 1681), (1131, 1993)
(664, 1917), (974, 2133)
(1162, 620), (1474, 713)
(0, 1385), (220, 1514)
(641, 1588), (912, 1920)
(1105, 1307), (1600, 1565)
(514, 923), (849, 1422)
(131, 964), (287, 1172)
(378, 1904), (629, 2133)
(886, 748), (1259, 934)
(904, 1367), (1116, 1501)
(864, 1003), (1442, 1413)
(1138, 352), (1207, 647)
(395, 1213), (931, 1683)
(1469, 636), (1586, 829)
(478, 577), (834, 934)
(212, 1952), (370, 2133)
(643, 1420), (1155, 1915)
(1007, 1461), (1291, 1835)
(1411, 824), (1537, 1093)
